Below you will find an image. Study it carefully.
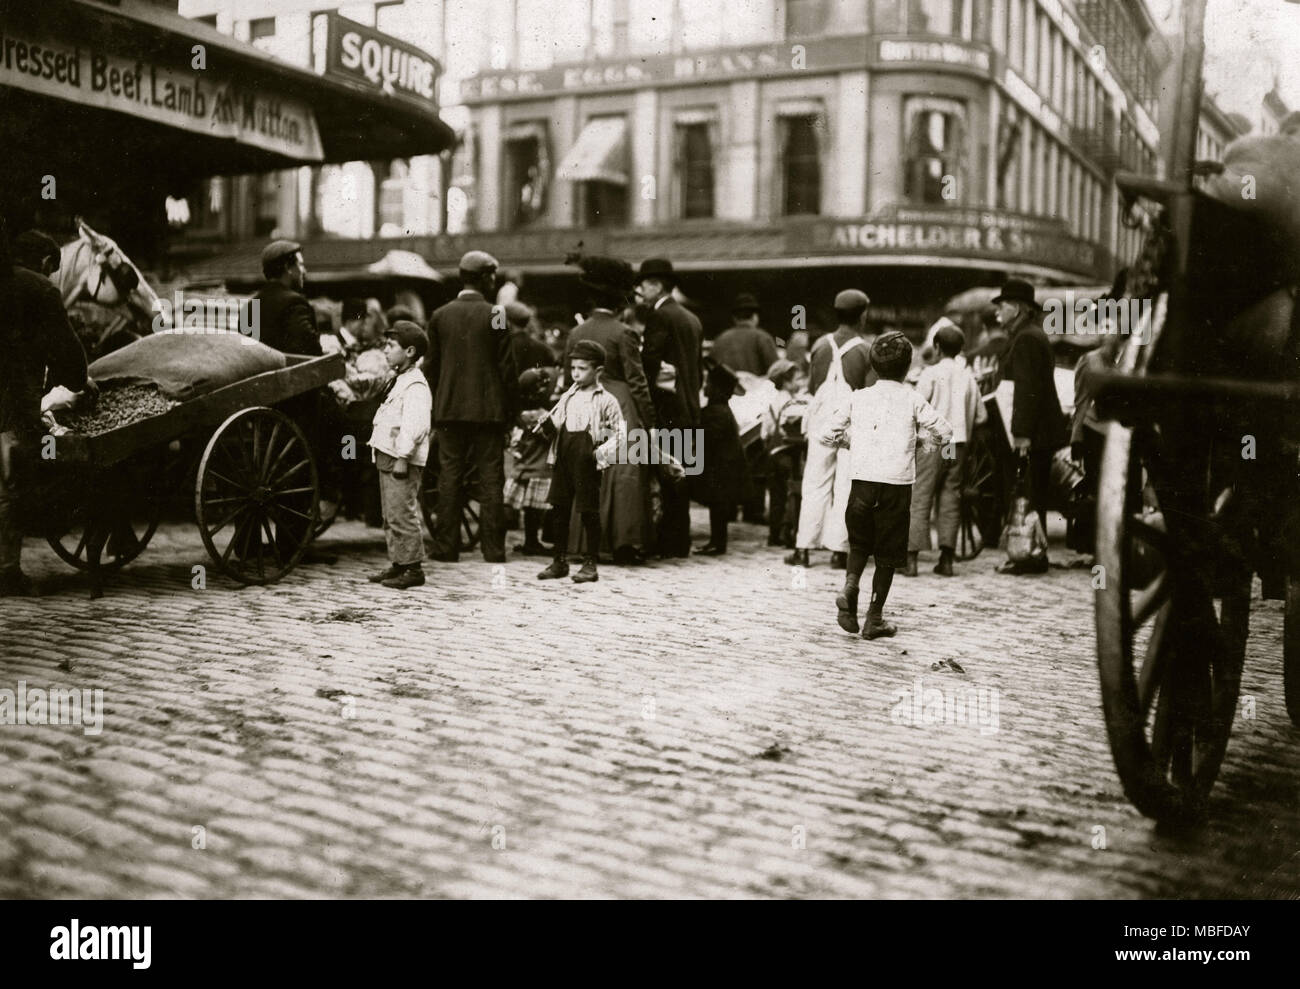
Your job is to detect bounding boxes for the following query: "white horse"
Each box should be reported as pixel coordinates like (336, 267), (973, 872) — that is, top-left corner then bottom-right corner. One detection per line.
(55, 219), (161, 358)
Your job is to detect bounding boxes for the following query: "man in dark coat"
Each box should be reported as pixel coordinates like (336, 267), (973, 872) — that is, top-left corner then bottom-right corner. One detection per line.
(249, 240), (321, 356)
(710, 293), (779, 377)
(0, 223), (89, 595)
(636, 257), (702, 557)
(423, 250), (519, 563)
(995, 278), (1067, 544)
(505, 301), (558, 373)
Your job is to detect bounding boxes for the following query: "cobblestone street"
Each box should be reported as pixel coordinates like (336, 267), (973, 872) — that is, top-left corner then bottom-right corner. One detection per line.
(2, 513), (1297, 899)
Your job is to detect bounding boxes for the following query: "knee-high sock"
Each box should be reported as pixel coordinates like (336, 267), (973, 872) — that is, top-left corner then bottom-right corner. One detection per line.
(524, 508), (545, 545)
(845, 546), (870, 589)
(869, 565), (895, 617)
(581, 511), (600, 559)
(709, 504), (730, 550)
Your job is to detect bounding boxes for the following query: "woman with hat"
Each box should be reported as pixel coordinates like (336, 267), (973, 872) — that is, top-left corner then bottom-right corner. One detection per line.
(562, 255), (656, 564)
(993, 278), (1067, 570)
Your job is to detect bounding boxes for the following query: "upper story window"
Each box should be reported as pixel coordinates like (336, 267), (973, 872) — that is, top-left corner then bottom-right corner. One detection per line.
(248, 16), (276, 53)
(674, 115), (717, 219)
(786, 0), (828, 37)
(592, 0), (630, 57)
(680, 1), (723, 49)
(906, 0), (970, 38)
(779, 111), (824, 216)
(904, 96), (967, 205)
(504, 122), (549, 229)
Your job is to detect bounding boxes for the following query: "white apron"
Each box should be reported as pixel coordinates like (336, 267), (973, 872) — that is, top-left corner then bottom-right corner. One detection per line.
(795, 335), (865, 552)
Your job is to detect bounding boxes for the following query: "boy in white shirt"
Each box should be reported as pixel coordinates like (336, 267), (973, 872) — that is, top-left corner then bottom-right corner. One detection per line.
(822, 333), (952, 639)
(366, 322), (433, 589)
(907, 324), (987, 577)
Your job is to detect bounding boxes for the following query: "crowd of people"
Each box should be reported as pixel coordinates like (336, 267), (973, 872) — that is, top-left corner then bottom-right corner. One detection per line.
(3, 227), (1105, 638)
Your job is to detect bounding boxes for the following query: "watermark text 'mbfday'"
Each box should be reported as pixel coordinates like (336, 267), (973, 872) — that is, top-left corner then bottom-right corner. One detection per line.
(0, 681), (103, 736)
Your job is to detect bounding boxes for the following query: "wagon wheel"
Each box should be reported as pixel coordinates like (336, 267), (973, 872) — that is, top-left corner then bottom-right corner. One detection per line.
(1095, 420), (1251, 822)
(955, 428), (1001, 561)
(195, 407), (319, 586)
(419, 464), (482, 552)
(1285, 576), (1300, 726)
(45, 468), (161, 572)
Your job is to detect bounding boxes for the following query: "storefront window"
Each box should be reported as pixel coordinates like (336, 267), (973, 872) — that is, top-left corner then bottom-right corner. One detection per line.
(780, 114), (822, 216)
(904, 97), (966, 205)
(675, 121), (715, 219)
(583, 182), (628, 228)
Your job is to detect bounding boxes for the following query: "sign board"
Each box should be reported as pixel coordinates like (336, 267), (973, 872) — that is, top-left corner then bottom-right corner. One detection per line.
(877, 39), (991, 74)
(323, 13), (440, 113)
(0, 22), (323, 160)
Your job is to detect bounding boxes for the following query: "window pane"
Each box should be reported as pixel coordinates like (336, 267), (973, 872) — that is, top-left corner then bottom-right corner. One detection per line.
(904, 100), (965, 204)
(584, 181), (628, 228)
(678, 123), (715, 219)
(787, 0), (827, 37)
(782, 116), (821, 216)
(906, 0), (961, 35)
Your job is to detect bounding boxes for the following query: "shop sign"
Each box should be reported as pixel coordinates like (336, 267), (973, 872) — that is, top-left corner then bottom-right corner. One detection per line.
(877, 39), (991, 74)
(794, 209), (1102, 278)
(459, 35), (867, 103)
(324, 13), (439, 112)
(0, 24), (323, 160)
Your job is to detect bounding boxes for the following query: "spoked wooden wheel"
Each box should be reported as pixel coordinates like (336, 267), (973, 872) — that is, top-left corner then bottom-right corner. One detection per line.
(195, 407), (319, 586)
(1095, 421), (1251, 822)
(1285, 576), (1300, 726)
(955, 428), (1001, 561)
(45, 466), (161, 571)
(419, 464), (482, 552)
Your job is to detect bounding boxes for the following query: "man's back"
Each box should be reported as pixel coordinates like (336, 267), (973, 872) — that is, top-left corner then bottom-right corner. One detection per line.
(809, 327), (874, 393)
(644, 298), (702, 425)
(711, 325), (778, 377)
(425, 293), (517, 424)
(251, 281), (321, 356)
(1007, 319), (1066, 449)
(0, 267), (88, 434)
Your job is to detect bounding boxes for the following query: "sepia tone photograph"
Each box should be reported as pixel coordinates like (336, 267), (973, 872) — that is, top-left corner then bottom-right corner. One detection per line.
(0, 0), (1296, 929)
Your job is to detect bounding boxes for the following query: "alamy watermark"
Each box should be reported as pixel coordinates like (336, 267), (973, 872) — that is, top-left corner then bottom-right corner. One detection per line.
(0, 681), (104, 736)
(152, 291), (260, 342)
(890, 677), (1000, 736)
(1042, 291), (1152, 341)
(598, 428), (704, 476)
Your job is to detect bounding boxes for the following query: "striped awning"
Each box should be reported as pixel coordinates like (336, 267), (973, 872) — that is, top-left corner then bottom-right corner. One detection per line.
(556, 117), (628, 185)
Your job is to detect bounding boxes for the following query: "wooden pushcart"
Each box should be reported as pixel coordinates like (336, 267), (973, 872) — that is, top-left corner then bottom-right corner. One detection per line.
(40, 352), (344, 597)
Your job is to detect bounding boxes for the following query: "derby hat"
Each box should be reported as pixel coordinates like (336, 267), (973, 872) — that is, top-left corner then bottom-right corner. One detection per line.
(732, 292), (760, 315)
(636, 257), (677, 285)
(991, 278), (1040, 310)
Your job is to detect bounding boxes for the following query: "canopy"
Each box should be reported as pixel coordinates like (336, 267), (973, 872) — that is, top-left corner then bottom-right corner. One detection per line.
(556, 118), (629, 185)
(366, 251), (444, 282)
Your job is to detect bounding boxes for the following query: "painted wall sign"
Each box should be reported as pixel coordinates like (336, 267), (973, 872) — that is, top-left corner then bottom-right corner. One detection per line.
(0, 23), (323, 160)
(877, 39), (991, 73)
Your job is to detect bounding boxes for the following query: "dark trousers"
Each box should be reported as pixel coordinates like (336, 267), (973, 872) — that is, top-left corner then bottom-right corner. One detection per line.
(0, 431), (24, 572)
(1025, 448), (1054, 536)
(434, 423), (506, 560)
(658, 480), (693, 557)
(708, 503), (732, 551)
(767, 458), (788, 543)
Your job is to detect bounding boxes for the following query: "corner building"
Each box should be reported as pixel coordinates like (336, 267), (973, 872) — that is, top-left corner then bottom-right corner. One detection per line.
(452, 0), (1167, 338)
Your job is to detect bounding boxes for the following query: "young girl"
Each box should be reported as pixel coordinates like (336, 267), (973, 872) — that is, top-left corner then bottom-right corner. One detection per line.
(366, 321), (433, 589)
(692, 362), (750, 555)
(505, 367), (556, 555)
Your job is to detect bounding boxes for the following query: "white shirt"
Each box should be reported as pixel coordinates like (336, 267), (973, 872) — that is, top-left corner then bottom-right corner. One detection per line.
(821, 380), (952, 485)
(915, 357), (986, 444)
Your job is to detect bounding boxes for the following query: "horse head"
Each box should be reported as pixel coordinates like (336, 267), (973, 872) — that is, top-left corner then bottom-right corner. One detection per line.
(57, 219), (160, 321)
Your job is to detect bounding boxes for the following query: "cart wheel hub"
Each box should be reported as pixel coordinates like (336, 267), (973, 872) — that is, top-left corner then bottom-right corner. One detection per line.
(252, 486), (271, 504)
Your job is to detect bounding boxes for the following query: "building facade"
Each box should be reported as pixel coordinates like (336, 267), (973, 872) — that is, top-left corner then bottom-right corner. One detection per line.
(447, 0), (1169, 336)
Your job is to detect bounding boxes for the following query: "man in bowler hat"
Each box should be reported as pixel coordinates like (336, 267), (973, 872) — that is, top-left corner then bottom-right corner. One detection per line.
(994, 278), (1066, 566)
(636, 257), (702, 557)
(423, 250), (519, 563)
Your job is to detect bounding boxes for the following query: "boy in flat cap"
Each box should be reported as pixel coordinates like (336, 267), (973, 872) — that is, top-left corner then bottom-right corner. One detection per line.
(535, 338), (625, 583)
(367, 322), (433, 589)
(821, 332), (951, 639)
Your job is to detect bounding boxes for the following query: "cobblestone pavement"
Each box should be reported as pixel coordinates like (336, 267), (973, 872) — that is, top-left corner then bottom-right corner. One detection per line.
(1, 511), (1297, 899)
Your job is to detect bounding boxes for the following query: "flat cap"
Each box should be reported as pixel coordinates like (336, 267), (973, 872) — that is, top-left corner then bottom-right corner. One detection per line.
(504, 301), (533, 325)
(570, 339), (607, 366)
(385, 319), (428, 359)
(261, 239), (302, 267)
(766, 358), (797, 383)
(459, 250), (499, 273)
(833, 288), (870, 309)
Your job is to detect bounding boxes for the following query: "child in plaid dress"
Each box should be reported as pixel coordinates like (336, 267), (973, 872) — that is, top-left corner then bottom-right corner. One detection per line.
(505, 368), (556, 555)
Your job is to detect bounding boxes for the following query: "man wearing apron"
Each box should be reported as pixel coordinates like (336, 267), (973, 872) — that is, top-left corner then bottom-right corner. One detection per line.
(785, 290), (875, 568)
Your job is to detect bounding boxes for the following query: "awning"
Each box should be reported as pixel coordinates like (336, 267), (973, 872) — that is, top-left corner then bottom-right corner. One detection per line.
(556, 117), (628, 185)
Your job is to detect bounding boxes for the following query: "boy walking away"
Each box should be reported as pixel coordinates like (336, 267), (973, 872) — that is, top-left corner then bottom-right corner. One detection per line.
(536, 339), (625, 583)
(692, 362), (750, 555)
(506, 367), (557, 556)
(822, 333), (951, 639)
(906, 324), (986, 577)
(367, 322), (433, 589)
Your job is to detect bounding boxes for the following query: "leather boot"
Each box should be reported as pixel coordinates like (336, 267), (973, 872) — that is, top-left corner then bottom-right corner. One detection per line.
(537, 555), (570, 580)
(934, 548), (954, 577)
(835, 585), (860, 634)
(830, 551), (847, 570)
(902, 551), (919, 577)
(784, 548), (810, 567)
(571, 556), (599, 583)
(863, 614), (898, 639)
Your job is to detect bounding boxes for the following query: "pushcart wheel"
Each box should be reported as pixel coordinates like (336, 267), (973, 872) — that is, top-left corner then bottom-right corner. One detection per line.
(955, 428), (1001, 561)
(1095, 420), (1251, 822)
(45, 471), (161, 572)
(1285, 576), (1300, 726)
(419, 465), (482, 552)
(195, 407), (319, 586)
